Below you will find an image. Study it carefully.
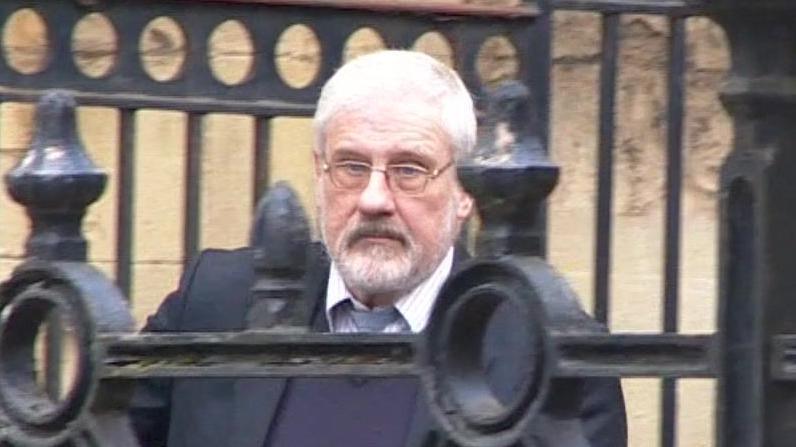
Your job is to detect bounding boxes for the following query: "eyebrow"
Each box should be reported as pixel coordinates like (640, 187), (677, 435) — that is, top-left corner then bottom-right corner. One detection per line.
(330, 147), (439, 164)
(328, 148), (368, 160)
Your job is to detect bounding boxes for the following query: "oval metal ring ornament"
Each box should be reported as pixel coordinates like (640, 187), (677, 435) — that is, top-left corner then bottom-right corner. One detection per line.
(0, 262), (130, 446)
(422, 260), (553, 447)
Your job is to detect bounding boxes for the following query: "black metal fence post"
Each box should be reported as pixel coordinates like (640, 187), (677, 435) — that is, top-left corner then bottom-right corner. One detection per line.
(4, 90), (108, 402)
(462, 81), (556, 259)
(708, 4), (796, 447)
(21, 3), (796, 447)
(436, 81), (606, 446)
(248, 181), (311, 330)
(5, 90), (106, 262)
(1, 90), (137, 446)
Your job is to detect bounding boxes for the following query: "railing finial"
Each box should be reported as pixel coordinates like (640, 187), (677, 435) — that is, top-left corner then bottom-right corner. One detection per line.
(248, 181), (311, 330)
(4, 90), (106, 261)
(459, 81), (558, 257)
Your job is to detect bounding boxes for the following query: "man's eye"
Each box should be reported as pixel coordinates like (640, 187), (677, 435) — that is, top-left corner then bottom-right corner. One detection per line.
(339, 163), (370, 176)
(390, 165), (426, 178)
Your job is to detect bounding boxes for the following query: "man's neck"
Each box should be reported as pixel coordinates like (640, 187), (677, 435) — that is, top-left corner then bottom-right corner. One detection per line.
(348, 289), (404, 309)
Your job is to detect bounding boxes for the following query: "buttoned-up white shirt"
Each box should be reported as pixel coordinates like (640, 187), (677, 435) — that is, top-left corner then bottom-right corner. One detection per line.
(325, 247), (454, 333)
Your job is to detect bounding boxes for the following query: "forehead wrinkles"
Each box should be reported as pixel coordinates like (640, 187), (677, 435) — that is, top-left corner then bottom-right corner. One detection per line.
(326, 108), (450, 158)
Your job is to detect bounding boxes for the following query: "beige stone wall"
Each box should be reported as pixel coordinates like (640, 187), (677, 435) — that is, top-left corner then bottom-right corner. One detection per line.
(0, 6), (731, 446)
(549, 12), (730, 447)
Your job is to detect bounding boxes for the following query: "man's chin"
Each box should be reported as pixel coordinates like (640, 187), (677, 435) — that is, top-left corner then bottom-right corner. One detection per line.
(337, 258), (416, 293)
(344, 276), (412, 298)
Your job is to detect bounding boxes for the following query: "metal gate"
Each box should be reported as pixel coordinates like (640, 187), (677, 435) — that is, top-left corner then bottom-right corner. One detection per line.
(0, 0), (794, 446)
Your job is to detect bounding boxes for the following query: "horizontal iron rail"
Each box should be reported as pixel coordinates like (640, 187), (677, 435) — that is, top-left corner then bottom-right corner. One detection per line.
(555, 333), (716, 378)
(98, 332), (717, 379)
(100, 332), (419, 378)
(0, 88), (315, 117)
(189, 0), (540, 17)
(0, 1), (536, 110)
(550, 0), (706, 15)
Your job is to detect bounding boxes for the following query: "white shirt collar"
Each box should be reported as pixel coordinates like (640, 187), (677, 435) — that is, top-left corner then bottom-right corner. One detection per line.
(325, 247), (455, 333)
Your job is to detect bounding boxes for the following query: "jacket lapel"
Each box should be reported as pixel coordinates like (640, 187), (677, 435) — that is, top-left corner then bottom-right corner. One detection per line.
(404, 246), (471, 446)
(229, 378), (289, 447)
(231, 244), (331, 447)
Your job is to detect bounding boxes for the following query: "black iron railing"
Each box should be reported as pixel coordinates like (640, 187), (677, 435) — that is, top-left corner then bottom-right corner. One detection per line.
(1, 1), (796, 447)
(0, 0), (547, 298)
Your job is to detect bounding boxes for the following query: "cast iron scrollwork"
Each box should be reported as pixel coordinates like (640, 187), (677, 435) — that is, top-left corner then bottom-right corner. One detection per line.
(0, 91), (136, 445)
(422, 260), (552, 447)
(0, 86), (580, 447)
(424, 81), (601, 447)
(0, 261), (134, 446)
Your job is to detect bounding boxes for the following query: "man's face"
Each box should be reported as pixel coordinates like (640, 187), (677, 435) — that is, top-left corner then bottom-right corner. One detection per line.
(316, 100), (473, 304)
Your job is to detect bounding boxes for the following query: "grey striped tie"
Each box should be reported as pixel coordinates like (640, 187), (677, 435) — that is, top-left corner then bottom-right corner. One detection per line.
(345, 301), (408, 333)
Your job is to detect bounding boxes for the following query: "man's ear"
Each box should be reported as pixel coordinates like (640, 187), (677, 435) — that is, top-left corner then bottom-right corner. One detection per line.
(456, 188), (474, 220)
(313, 150), (323, 178)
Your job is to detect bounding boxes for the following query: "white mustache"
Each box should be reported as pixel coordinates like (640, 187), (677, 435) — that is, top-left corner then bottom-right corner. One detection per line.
(344, 222), (409, 248)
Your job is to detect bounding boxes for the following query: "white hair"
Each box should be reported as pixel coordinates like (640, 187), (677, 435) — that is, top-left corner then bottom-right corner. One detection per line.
(313, 50), (476, 160)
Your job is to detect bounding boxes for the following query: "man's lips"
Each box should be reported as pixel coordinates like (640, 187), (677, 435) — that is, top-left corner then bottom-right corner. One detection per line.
(352, 234), (403, 245)
(344, 222), (409, 249)
(347, 229), (408, 248)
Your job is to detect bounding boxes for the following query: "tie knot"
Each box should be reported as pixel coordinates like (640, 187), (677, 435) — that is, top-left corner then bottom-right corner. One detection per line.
(341, 300), (408, 333)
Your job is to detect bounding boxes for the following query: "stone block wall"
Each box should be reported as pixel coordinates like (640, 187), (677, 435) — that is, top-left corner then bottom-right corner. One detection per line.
(548, 12), (730, 447)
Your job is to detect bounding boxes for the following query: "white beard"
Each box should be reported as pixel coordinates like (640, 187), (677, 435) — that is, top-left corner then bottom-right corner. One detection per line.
(320, 200), (459, 298)
(336, 238), (419, 296)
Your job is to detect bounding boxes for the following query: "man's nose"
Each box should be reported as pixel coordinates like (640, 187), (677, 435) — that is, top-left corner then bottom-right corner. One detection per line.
(357, 170), (396, 216)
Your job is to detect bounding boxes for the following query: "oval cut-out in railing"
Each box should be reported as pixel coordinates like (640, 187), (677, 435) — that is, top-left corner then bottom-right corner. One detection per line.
(140, 16), (187, 83)
(72, 13), (118, 79)
(413, 31), (454, 69)
(343, 27), (386, 63)
(275, 24), (321, 89)
(476, 35), (519, 88)
(209, 20), (255, 86)
(3, 8), (50, 75)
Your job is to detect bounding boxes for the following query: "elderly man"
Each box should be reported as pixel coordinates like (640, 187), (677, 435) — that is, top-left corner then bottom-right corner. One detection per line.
(130, 50), (626, 447)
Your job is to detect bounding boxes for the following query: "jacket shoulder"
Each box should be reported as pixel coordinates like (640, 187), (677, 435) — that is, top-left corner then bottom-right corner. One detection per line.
(145, 247), (256, 332)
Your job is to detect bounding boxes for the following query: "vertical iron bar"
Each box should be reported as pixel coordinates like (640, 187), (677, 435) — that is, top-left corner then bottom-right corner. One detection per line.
(661, 16), (686, 447)
(184, 113), (204, 266)
(116, 108), (136, 299)
(718, 179), (757, 447)
(526, 1), (552, 258)
(593, 13), (619, 324)
(253, 116), (272, 206)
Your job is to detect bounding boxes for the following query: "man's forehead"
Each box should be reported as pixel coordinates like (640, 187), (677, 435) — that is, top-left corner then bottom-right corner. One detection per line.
(331, 92), (441, 116)
(325, 112), (450, 156)
(330, 97), (444, 129)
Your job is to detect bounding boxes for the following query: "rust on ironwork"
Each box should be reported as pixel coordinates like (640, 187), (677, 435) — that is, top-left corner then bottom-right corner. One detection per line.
(187, 0), (540, 18)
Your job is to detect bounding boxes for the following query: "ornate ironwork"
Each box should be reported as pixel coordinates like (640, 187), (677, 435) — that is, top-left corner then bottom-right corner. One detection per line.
(248, 182), (311, 330)
(1, 1), (796, 447)
(0, 0), (552, 301)
(4, 91), (106, 262)
(0, 93), (135, 445)
(461, 81), (555, 257)
(0, 0), (539, 115)
(0, 84), (699, 447)
(0, 260), (135, 446)
(709, 3), (796, 446)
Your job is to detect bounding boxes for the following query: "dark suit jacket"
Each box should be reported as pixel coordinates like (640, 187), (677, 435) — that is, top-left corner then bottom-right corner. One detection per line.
(129, 246), (626, 447)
